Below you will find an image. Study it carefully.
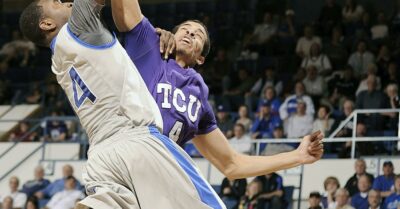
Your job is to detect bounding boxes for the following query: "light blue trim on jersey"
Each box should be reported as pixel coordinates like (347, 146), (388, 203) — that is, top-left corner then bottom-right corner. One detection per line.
(66, 25), (117, 49)
(149, 126), (224, 209)
(50, 36), (57, 54)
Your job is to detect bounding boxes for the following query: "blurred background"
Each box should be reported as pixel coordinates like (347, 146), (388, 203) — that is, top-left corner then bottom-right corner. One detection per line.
(0, 0), (399, 209)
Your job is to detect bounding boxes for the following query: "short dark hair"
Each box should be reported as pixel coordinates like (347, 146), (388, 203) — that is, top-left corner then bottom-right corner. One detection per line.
(319, 104), (330, 114)
(19, 0), (47, 46)
(172, 20), (211, 58)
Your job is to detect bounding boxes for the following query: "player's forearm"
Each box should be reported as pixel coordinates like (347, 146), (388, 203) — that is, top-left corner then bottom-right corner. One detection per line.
(223, 150), (302, 179)
(111, 0), (142, 32)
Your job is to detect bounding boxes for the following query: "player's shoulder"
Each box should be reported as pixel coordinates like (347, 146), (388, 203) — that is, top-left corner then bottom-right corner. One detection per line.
(188, 69), (210, 98)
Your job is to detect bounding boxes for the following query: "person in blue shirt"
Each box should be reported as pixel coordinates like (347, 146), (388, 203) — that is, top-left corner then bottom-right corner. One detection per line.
(383, 175), (400, 209)
(373, 161), (395, 199)
(251, 101), (281, 139)
(21, 166), (50, 197)
(34, 164), (81, 208)
(351, 174), (371, 209)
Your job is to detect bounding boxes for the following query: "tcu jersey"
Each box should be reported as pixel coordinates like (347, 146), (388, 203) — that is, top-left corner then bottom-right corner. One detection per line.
(124, 18), (218, 145)
(51, 24), (163, 145)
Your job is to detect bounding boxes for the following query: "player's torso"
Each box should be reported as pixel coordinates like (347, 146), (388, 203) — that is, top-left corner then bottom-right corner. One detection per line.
(51, 25), (163, 144)
(150, 61), (206, 145)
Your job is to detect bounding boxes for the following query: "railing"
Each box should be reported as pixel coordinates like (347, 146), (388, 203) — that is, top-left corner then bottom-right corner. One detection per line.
(328, 109), (400, 158)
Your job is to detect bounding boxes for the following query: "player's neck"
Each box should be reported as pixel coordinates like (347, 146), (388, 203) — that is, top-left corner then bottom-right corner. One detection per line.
(175, 56), (191, 69)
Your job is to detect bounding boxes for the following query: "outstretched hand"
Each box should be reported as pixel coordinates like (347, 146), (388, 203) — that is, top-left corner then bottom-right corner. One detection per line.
(296, 131), (324, 164)
(155, 27), (176, 60)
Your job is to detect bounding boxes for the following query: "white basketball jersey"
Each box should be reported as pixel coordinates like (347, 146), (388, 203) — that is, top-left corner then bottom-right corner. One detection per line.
(51, 24), (163, 145)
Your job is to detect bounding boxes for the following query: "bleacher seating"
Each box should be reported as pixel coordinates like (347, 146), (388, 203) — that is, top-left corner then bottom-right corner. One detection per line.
(0, 104), (40, 140)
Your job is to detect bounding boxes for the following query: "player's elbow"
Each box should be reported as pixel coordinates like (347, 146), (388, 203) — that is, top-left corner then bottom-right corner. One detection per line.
(220, 155), (242, 180)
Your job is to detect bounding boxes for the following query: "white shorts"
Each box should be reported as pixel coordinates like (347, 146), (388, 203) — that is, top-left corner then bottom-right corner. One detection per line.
(78, 126), (226, 209)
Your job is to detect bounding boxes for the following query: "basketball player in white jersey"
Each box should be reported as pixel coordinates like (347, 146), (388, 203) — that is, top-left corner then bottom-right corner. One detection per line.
(19, 0), (228, 208)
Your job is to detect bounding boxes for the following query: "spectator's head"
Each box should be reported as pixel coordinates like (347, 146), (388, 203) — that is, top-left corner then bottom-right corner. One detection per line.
(26, 196), (39, 209)
(9, 176), (19, 192)
(326, 0), (335, 6)
(354, 159), (367, 175)
(385, 84), (398, 98)
(19, 0), (73, 47)
(378, 45), (390, 57)
(345, 0), (356, 7)
(294, 68), (307, 82)
(356, 123), (366, 137)
(217, 105), (229, 121)
(388, 62), (398, 76)
(324, 176), (340, 192)
(310, 43), (321, 57)
(246, 180), (262, 198)
(368, 190), (381, 209)
(260, 101), (271, 117)
(357, 41), (367, 53)
(295, 81), (306, 96)
(382, 161), (394, 176)
(273, 126), (284, 139)
(366, 74), (377, 92)
(18, 122), (29, 133)
(395, 175), (400, 193)
(264, 67), (275, 79)
(233, 124), (246, 138)
(343, 66), (354, 80)
(304, 25), (314, 39)
(263, 11), (273, 24)
(1, 196), (13, 209)
(362, 12), (370, 25)
(335, 188), (350, 207)
(332, 27), (343, 42)
(306, 65), (318, 80)
(308, 191), (321, 208)
(172, 20), (211, 67)
(238, 69), (249, 81)
(238, 105), (249, 119)
(357, 174), (371, 193)
(296, 99), (307, 115)
(317, 105), (330, 120)
(62, 164), (74, 178)
(34, 165), (45, 180)
(343, 100), (354, 116)
(263, 86), (276, 100)
(366, 63), (378, 75)
(377, 11), (386, 24)
(64, 176), (77, 191)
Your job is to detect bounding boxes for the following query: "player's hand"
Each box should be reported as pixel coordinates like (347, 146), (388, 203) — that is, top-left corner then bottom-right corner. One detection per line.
(155, 27), (176, 60)
(296, 131), (324, 164)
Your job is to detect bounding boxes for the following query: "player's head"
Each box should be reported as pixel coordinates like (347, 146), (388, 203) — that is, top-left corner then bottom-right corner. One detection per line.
(19, 0), (73, 47)
(172, 20), (210, 67)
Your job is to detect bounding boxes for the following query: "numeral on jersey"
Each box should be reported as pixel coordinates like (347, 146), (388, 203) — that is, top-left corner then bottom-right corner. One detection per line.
(69, 67), (96, 108)
(169, 121), (183, 142)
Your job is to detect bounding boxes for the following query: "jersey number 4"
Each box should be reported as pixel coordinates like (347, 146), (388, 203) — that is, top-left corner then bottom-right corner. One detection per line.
(169, 121), (183, 142)
(69, 67), (96, 108)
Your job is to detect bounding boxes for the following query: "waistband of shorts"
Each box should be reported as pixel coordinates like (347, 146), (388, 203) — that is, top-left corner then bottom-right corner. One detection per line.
(88, 125), (161, 155)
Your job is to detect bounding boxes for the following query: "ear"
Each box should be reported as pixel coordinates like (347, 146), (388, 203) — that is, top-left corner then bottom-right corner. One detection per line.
(39, 18), (57, 32)
(195, 55), (205, 65)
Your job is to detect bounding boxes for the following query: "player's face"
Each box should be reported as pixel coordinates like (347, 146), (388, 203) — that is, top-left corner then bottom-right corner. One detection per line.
(175, 21), (207, 65)
(39, 0), (73, 30)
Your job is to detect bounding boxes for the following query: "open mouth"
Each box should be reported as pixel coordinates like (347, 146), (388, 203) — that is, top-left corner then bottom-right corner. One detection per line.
(181, 37), (192, 45)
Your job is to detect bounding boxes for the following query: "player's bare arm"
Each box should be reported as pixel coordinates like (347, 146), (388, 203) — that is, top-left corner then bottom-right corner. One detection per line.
(111, 0), (142, 32)
(193, 129), (323, 179)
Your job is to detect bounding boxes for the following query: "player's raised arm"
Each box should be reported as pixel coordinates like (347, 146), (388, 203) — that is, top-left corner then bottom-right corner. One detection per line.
(193, 129), (324, 179)
(110, 0), (143, 32)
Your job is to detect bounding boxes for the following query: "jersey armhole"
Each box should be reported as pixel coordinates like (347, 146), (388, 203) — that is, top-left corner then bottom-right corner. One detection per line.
(66, 24), (117, 49)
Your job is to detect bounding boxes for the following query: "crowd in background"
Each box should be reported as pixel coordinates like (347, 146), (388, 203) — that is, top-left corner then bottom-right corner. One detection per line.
(219, 159), (400, 209)
(0, 0), (399, 156)
(0, 160), (398, 209)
